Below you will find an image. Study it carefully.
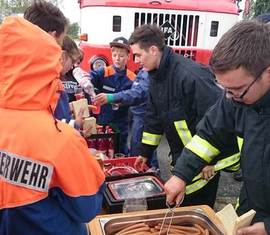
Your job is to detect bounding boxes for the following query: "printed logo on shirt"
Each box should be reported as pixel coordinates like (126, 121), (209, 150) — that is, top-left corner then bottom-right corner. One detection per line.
(0, 151), (53, 192)
(102, 85), (115, 92)
(62, 81), (79, 93)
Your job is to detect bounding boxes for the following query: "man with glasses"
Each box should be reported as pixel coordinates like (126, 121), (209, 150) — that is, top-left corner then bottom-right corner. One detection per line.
(165, 20), (270, 235)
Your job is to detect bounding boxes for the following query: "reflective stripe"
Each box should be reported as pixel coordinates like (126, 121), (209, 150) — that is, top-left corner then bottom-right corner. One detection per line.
(186, 178), (210, 195)
(185, 135), (220, 163)
(142, 132), (162, 146)
(191, 152), (240, 182)
(186, 138), (241, 194)
(235, 197), (240, 210)
(237, 137), (243, 151)
(225, 162), (240, 172)
(214, 153), (240, 172)
(174, 120), (192, 146)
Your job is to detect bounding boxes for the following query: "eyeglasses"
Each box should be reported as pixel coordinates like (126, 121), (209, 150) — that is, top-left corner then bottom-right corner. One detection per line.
(225, 65), (269, 100)
(238, 74), (259, 99)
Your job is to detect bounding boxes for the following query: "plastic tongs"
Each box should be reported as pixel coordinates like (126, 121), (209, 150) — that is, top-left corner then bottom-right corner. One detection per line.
(158, 198), (183, 235)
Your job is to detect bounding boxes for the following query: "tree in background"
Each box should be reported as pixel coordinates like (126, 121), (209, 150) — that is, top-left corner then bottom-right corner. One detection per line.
(0, 0), (80, 39)
(67, 22), (80, 39)
(253, 0), (270, 17)
(0, 0), (65, 22)
(1, 0), (32, 22)
(243, 0), (270, 19)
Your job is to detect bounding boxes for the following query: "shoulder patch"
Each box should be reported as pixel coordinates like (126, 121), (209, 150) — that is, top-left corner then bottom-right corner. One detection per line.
(0, 150), (53, 192)
(126, 69), (136, 81)
(104, 66), (115, 78)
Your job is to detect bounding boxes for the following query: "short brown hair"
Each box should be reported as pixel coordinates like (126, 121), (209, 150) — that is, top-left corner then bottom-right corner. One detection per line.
(210, 20), (270, 78)
(128, 24), (165, 51)
(24, 0), (68, 37)
(62, 36), (80, 63)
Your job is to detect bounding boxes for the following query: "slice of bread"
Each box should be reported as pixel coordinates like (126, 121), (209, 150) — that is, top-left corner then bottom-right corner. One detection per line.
(234, 209), (256, 234)
(216, 204), (256, 235)
(70, 98), (89, 118)
(83, 117), (97, 137)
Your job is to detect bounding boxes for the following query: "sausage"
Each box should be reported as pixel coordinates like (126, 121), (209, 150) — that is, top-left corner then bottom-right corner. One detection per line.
(127, 233), (152, 235)
(114, 221), (209, 235)
(118, 227), (150, 235)
(115, 223), (151, 235)
(169, 227), (200, 235)
(115, 222), (147, 234)
(194, 224), (206, 234)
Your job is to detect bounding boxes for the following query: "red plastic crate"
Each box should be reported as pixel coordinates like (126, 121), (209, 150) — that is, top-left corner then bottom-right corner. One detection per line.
(103, 157), (149, 176)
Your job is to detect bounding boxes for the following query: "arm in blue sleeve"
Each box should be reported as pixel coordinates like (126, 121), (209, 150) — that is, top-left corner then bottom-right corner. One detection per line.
(89, 67), (105, 92)
(51, 183), (105, 223)
(173, 97), (239, 183)
(112, 70), (150, 106)
(140, 90), (164, 158)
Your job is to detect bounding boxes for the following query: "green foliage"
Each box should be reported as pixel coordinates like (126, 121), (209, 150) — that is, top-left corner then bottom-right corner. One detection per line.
(0, 0), (63, 23)
(67, 22), (80, 39)
(1, 0), (32, 23)
(253, 0), (270, 17)
(243, 0), (270, 19)
(1, 0), (80, 38)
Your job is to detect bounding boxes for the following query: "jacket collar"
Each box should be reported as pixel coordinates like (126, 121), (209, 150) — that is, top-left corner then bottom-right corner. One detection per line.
(250, 89), (270, 111)
(231, 89), (270, 112)
(148, 46), (173, 80)
(112, 65), (127, 75)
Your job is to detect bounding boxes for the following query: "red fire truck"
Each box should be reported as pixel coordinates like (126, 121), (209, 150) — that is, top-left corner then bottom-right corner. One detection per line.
(78, 0), (240, 72)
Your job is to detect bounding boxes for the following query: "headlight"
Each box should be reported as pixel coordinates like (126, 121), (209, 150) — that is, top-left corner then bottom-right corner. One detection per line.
(90, 57), (108, 71)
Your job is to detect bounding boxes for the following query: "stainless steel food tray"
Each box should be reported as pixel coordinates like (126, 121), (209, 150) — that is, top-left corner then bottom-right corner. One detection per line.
(107, 175), (164, 200)
(98, 208), (225, 235)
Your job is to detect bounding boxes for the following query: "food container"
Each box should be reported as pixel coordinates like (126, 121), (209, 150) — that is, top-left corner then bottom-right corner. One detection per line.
(103, 172), (166, 213)
(89, 206), (226, 235)
(107, 175), (164, 200)
(103, 157), (149, 177)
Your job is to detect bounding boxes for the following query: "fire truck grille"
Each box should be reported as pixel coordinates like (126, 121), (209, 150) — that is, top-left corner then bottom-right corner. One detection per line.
(174, 49), (197, 61)
(134, 13), (199, 48)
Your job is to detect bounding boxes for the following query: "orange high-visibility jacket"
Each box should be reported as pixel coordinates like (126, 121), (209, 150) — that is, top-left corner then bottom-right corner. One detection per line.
(0, 17), (105, 235)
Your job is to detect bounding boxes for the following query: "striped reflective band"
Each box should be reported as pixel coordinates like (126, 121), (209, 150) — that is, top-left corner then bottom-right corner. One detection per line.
(214, 152), (240, 172)
(235, 197), (240, 210)
(142, 132), (162, 146)
(174, 120), (192, 146)
(237, 137), (243, 151)
(185, 135), (220, 163)
(191, 152), (240, 182)
(186, 178), (211, 195)
(226, 162), (240, 171)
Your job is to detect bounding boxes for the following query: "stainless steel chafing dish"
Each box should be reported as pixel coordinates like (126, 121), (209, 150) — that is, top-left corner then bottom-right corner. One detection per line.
(97, 208), (225, 235)
(107, 175), (165, 200)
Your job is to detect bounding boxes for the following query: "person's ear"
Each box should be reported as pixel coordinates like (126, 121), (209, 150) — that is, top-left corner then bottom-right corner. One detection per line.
(61, 51), (68, 65)
(48, 31), (58, 39)
(149, 45), (159, 56)
(48, 31), (63, 46)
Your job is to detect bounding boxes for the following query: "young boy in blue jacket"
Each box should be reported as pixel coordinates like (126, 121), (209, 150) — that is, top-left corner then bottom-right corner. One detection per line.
(90, 37), (135, 155)
(94, 69), (159, 168)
